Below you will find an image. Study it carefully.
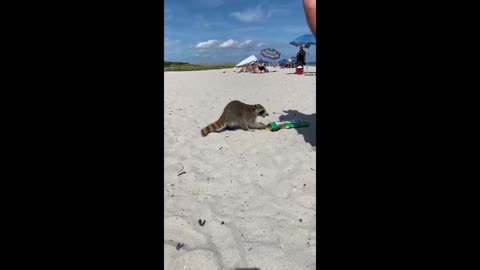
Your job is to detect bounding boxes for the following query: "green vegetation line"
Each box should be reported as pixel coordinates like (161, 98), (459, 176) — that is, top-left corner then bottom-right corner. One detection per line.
(164, 61), (235, 71)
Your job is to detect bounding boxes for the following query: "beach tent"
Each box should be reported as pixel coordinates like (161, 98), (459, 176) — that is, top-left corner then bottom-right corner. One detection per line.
(234, 55), (259, 72)
(235, 55), (258, 67)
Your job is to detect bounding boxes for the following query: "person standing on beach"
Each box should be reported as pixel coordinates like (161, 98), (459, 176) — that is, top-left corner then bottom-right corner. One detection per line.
(303, 0), (316, 37)
(296, 46), (306, 67)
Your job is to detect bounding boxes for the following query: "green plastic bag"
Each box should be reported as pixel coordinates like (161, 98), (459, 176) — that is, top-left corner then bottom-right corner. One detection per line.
(267, 120), (310, 131)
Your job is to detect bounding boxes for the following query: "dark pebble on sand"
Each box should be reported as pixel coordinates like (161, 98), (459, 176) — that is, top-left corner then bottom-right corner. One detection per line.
(299, 219), (303, 222)
(221, 221), (224, 225)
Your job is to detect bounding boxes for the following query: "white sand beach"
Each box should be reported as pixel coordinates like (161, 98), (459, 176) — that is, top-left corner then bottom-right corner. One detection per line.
(164, 67), (316, 270)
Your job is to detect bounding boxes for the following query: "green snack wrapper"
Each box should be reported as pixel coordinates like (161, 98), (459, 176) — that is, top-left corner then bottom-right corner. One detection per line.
(267, 120), (310, 131)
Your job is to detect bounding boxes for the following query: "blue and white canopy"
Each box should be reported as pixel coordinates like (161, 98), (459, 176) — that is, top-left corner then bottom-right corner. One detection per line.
(289, 34), (316, 48)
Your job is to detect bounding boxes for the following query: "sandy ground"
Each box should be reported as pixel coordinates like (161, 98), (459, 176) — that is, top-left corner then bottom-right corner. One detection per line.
(164, 66), (316, 270)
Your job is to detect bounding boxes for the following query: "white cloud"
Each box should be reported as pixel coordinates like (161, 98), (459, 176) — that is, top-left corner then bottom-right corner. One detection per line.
(230, 5), (264, 22)
(219, 39), (239, 48)
(195, 39), (260, 50)
(266, 9), (283, 17)
(239, 40), (254, 48)
(257, 42), (267, 48)
(230, 4), (279, 22)
(195, 40), (220, 48)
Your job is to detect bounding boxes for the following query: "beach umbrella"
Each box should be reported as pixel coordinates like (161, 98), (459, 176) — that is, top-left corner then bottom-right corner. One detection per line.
(289, 34), (316, 73)
(260, 48), (281, 60)
(289, 34), (316, 47)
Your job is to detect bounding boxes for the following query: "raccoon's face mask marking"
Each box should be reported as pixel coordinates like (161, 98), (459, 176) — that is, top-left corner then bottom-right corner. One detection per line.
(255, 105), (269, 117)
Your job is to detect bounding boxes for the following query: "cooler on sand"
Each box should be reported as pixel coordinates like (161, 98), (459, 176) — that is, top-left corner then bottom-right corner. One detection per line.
(296, 66), (304, 75)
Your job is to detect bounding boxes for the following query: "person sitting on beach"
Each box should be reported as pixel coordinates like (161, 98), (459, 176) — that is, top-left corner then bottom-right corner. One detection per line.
(244, 62), (254, 73)
(238, 65), (248, 73)
(258, 59), (267, 73)
(250, 63), (260, 73)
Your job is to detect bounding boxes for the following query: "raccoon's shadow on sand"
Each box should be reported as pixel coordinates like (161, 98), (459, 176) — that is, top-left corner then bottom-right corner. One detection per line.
(279, 110), (316, 147)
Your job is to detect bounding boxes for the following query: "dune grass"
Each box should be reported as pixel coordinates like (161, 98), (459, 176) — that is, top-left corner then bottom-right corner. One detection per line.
(164, 61), (235, 71)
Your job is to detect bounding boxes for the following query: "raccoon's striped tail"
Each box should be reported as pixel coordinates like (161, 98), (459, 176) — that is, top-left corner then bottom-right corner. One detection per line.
(201, 120), (226, 137)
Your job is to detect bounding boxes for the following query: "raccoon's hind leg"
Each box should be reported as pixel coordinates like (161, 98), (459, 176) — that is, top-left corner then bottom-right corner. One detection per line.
(239, 121), (249, 131)
(248, 122), (267, 129)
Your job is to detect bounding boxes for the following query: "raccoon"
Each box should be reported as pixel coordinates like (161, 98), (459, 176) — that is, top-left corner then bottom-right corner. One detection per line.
(201, 100), (269, 137)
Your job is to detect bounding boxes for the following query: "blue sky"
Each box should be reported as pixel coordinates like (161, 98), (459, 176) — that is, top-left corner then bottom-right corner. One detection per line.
(164, 0), (316, 65)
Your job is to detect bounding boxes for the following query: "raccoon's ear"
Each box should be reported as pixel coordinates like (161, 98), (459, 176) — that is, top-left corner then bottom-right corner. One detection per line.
(254, 104), (259, 109)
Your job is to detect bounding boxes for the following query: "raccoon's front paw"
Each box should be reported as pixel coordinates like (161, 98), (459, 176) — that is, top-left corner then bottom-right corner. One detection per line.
(257, 123), (267, 129)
